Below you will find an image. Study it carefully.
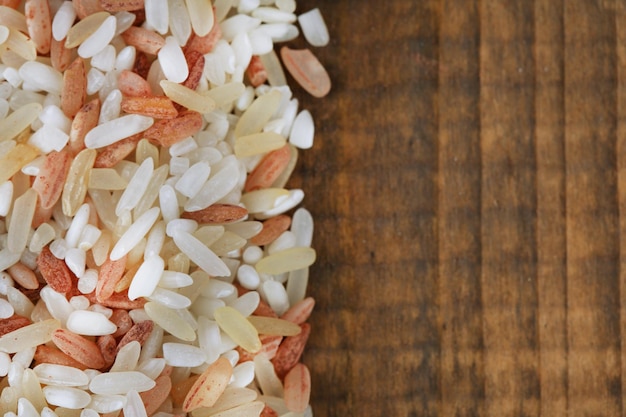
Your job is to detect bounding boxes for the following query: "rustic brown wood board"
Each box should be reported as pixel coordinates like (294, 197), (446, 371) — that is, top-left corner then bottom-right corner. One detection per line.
(288, 0), (626, 416)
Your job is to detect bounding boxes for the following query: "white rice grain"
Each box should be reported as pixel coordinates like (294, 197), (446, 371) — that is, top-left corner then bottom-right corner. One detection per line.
(251, 7), (297, 23)
(17, 397), (39, 417)
(173, 231), (230, 277)
(39, 105), (71, 133)
(89, 372), (156, 395)
(65, 203), (90, 248)
(220, 15), (261, 41)
(298, 8), (330, 47)
(64, 248), (86, 277)
(89, 394), (127, 414)
(267, 231), (297, 255)
(262, 280), (290, 315)
(84, 115), (154, 149)
(168, 136), (198, 157)
(231, 361), (255, 388)
(228, 290), (260, 317)
(167, 0), (192, 45)
(144, 221), (166, 260)
(33, 364), (90, 387)
(0, 298), (14, 319)
(78, 15), (117, 58)
(66, 310), (117, 336)
(0, 352), (10, 377)
(99, 89), (123, 124)
(78, 224), (102, 251)
(18, 62), (63, 95)
(115, 45), (136, 71)
(123, 390), (148, 417)
(231, 32), (253, 70)
(238, 0), (260, 14)
(110, 207), (161, 261)
(0, 181), (13, 217)
(78, 269), (98, 294)
(135, 358), (166, 380)
(185, 155), (240, 211)
(114, 11), (136, 35)
(166, 219), (197, 237)
(158, 36), (188, 83)
(128, 255), (164, 300)
(249, 27), (274, 55)
(145, 0), (169, 34)
(201, 279), (236, 299)
(115, 158), (154, 216)
(52, 1), (76, 41)
(28, 124), (70, 153)
(158, 271), (193, 288)
(91, 45), (117, 72)
(289, 110), (314, 149)
(40, 286), (74, 327)
(237, 264), (261, 290)
(69, 295), (90, 310)
(43, 386), (92, 409)
(162, 343), (206, 367)
(87, 67), (106, 95)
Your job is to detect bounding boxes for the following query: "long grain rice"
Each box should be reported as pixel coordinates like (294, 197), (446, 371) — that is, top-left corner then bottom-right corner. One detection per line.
(0, 0), (330, 414)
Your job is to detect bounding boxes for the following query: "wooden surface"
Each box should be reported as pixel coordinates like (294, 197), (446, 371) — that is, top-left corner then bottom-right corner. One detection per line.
(285, 0), (626, 416)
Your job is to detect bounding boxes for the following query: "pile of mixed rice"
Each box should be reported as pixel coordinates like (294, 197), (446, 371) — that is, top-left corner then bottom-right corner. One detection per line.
(0, 0), (330, 415)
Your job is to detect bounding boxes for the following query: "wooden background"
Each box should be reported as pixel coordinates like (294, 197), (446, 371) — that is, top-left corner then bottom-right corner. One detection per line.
(287, 0), (626, 416)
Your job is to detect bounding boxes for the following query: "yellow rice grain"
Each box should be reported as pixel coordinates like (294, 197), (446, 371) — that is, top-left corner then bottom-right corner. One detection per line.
(214, 306), (262, 353)
(161, 80), (216, 114)
(234, 132), (286, 158)
(0, 319), (60, 353)
(255, 247), (316, 275)
(193, 225), (225, 247)
(0, 6), (28, 33)
(234, 90), (282, 138)
(0, 102), (42, 143)
(5, 28), (37, 61)
(209, 231), (247, 256)
(203, 82), (245, 108)
(144, 301), (196, 341)
(62, 148), (96, 217)
(21, 369), (47, 411)
(240, 188), (289, 213)
(247, 316), (302, 337)
(88, 168), (128, 190)
(135, 138), (159, 166)
(0, 144), (39, 183)
(65, 11), (110, 48)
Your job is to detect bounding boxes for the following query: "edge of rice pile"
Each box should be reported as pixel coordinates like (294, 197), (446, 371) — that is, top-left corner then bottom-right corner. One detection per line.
(0, 0), (330, 415)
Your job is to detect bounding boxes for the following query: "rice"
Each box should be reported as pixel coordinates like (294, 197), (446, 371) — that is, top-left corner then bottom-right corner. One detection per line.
(0, 0), (331, 415)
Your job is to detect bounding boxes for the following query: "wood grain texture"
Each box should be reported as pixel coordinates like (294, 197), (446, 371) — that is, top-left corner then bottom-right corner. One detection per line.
(289, 0), (626, 416)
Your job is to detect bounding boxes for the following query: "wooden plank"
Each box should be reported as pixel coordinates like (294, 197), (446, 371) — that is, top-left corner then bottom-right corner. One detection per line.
(564, 1), (621, 415)
(287, 1), (626, 416)
(534, 1), (568, 416)
(479, 1), (540, 415)
(437, 0), (484, 416)
(293, 1), (441, 416)
(618, 1), (626, 413)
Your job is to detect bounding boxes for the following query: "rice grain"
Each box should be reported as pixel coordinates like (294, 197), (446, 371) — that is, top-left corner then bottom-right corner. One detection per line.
(0, 0), (330, 413)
